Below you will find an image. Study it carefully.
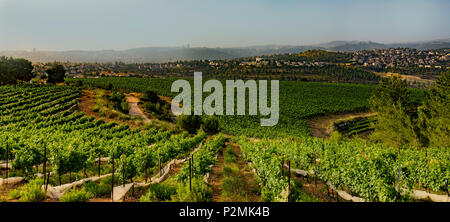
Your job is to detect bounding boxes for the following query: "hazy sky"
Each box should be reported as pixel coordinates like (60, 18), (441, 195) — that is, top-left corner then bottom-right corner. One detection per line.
(0, 0), (449, 51)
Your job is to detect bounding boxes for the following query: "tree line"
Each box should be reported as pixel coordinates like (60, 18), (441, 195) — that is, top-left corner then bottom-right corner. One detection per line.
(370, 71), (449, 148)
(0, 56), (66, 85)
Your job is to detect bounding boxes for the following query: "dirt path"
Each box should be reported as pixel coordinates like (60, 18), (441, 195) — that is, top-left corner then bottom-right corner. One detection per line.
(232, 143), (260, 202)
(308, 111), (376, 138)
(209, 142), (260, 202)
(209, 147), (225, 202)
(125, 94), (151, 123)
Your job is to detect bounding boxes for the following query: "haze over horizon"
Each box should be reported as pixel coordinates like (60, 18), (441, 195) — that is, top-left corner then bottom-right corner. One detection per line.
(1, 0), (449, 51)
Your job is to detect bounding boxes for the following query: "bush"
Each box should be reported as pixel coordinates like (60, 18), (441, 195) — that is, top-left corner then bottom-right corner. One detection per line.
(140, 184), (177, 202)
(83, 181), (111, 198)
(171, 177), (212, 202)
(142, 90), (159, 103)
(202, 115), (220, 135)
(8, 179), (47, 202)
(60, 188), (90, 202)
(177, 114), (202, 134)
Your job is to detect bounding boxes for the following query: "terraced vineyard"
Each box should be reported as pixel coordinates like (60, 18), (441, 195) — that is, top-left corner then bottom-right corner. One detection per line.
(68, 77), (381, 137)
(0, 84), (217, 202)
(1, 81), (446, 203)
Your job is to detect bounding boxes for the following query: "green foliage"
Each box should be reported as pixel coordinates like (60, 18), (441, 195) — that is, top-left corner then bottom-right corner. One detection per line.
(171, 177), (212, 202)
(0, 56), (34, 85)
(177, 114), (202, 134)
(221, 176), (247, 200)
(176, 134), (225, 181)
(370, 76), (420, 148)
(142, 90), (159, 103)
(108, 91), (129, 113)
(418, 71), (450, 148)
(59, 188), (90, 202)
(140, 184), (177, 202)
(224, 147), (237, 164)
(116, 154), (138, 184)
(9, 179), (46, 202)
(289, 180), (320, 202)
(202, 115), (220, 135)
(82, 181), (111, 198)
(67, 77), (383, 138)
(46, 63), (66, 84)
(248, 136), (449, 201)
(329, 131), (344, 143)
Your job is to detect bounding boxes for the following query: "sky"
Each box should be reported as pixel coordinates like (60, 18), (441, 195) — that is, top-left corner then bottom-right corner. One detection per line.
(0, 0), (449, 51)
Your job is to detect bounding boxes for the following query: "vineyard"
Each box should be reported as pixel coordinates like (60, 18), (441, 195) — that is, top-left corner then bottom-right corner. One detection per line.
(0, 80), (447, 202)
(68, 77), (381, 137)
(0, 84), (223, 202)
(238, 136), (449, 202)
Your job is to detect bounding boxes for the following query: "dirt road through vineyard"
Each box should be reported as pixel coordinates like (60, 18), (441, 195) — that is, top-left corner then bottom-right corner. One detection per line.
(125, 94), (151, 123)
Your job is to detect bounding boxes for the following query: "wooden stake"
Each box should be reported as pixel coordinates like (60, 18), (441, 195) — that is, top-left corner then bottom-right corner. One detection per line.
(98, 153), (101, 177)
(43, 144), (47, 189)
(189, 155), (192, 192)
(111, 152), (114, 202)
(5, 142), (8, 179)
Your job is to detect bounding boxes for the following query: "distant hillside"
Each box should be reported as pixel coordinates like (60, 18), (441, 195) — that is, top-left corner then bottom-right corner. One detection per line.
(1, 39), (448, 63)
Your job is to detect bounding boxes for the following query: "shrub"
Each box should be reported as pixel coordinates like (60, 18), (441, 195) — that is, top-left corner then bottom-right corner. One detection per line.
(177, 114), (202, 134)
(140, 184), (177, 202)
(202, 115), (220, 135)
(171, 177), (212, 202)
(60, 188), (90, 202)
(289, 180), (320, 202)
(83, 181), (111, 198)
(142, 90), (159, 103)
(8, 179), (46, 202)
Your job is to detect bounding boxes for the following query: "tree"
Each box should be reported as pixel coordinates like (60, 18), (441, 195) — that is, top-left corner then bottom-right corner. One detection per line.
(177, 114), (202, 134)
(418, 71), (450, 148)
(370, 76), (419, 148)
(46, 63), (66, 84)
(202, 115), (220, 135)
(142, 90), (159, 103)
(0, 57), (34, 85)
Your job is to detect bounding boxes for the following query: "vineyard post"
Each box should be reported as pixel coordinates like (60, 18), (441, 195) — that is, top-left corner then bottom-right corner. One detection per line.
(288, 160), (290, 193)
(6, 142), (9, 179)
(45, 171), (50, 192)
(281, 156), (284, 178)
(98, 153), (101, 177)
(191, 153), (194, 179)
(122, 160), (125, 188)
(111, 152), (114, 202)
(43, 144), (47, 187)
(189, 155), (192, 192)
(122, 159), (126, 201)
(398, 146), (401, 191)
